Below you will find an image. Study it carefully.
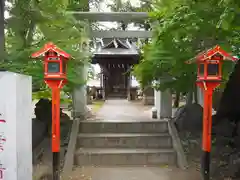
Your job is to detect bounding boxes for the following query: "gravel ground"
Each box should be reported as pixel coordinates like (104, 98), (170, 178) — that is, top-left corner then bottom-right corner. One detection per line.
(32, 138), (52, 180)
(32, 120), (72, 180)
(178, 130), (240, 180)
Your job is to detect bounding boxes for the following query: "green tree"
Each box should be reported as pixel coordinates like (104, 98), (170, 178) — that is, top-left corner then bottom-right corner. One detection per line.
(3, 0), (90, 101)
(133, 0), (237, 96)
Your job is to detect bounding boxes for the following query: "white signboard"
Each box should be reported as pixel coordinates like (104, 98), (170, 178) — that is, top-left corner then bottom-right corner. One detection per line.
(0, 72), (32, 180)
(0, 127), (6, 179)
(0, 85), (8, 179)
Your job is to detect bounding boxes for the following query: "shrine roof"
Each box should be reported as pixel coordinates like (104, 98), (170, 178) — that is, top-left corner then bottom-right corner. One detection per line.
(93, 38), (139, 56)
(185, 45), (238, 64)
(31, 42), (71, 59)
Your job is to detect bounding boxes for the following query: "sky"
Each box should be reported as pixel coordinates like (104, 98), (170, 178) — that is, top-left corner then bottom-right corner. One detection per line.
(4, 1), (11, 19)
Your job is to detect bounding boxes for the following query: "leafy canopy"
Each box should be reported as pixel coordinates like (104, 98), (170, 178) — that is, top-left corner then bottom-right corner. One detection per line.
(3, 0), (90, 96)
(133, 0), (239, 92)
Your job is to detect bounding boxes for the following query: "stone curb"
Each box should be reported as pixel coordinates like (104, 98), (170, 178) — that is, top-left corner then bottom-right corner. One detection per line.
(167, 118), (189, 170)
(61, 117), (82, 179)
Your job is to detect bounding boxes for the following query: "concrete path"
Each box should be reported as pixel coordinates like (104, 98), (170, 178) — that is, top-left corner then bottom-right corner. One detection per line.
(96, 99), (152, 121)
(73, 99), (200, 180)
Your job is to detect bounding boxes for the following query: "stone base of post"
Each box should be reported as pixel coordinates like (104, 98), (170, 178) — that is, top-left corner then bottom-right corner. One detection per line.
(143, 87), (154, 105)
(154, 89), (172, 119)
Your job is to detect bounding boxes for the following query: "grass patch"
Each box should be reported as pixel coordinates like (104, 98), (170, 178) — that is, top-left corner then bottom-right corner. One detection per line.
(91, 100), (105, 113)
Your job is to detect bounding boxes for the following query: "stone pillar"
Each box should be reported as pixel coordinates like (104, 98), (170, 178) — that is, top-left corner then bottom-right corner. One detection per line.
(154, 89), (172, 118)
(154, 89), (160, 110)
(143, 87), (154, 105)
(0, 72), (32, 180)
(154, 77), (173, 118)
(72, 64), (88, 118)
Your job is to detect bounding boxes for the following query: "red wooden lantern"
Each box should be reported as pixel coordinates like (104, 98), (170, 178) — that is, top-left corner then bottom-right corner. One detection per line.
(186, 45), (238, 83)
(31, 42), (72, 153)
(195, 45), (237, 82)
(185, 45), (238, 180)
(31, 42), (72, 179)
(31, 42), (71, 88)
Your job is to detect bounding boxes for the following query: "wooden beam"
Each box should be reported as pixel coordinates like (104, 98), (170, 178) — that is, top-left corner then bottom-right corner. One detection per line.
(67, 12), (149, 22)
(90, 30), (152, 38)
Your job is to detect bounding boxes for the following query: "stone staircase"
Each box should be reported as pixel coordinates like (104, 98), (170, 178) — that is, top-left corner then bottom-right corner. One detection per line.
(74, 119), (176, 166)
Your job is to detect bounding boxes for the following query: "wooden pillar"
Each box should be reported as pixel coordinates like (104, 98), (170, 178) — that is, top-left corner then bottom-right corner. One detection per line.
(99, 68), (105, 100)
(127, 73), (131, 100)
(127, 73), (133, 100)
(103, 74), (106, 100)
(100, 69), (103, 88)
(100, 63), (108, 100)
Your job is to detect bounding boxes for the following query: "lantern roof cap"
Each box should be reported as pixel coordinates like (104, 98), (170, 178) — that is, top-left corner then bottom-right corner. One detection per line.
(185, 45), (238, 64)
(31, 42), (71, 59)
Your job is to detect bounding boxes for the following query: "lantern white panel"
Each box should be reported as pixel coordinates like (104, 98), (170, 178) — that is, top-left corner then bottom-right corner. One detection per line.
(0, 72), (32, 180)
(197, 87), (204, 107)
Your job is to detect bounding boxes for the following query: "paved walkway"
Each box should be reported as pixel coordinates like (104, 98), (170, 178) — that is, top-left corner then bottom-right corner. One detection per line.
(74, 99), (200, 180)
(96, 99), (152, 120)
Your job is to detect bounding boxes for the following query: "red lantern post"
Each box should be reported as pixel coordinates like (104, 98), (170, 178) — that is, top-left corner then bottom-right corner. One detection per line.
(186, 45), (237, 180)
(31, 42), (71, 180)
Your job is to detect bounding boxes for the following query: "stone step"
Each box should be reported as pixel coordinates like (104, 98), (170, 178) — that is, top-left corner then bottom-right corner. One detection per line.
(74, 148), (176, 166)
(79, 120), (169, 133)
(77, 133), (172, 149)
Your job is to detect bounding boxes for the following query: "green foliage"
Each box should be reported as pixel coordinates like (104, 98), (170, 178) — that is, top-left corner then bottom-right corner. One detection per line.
(32, 89), (72, 104)
(107, 0), (152, 29)
(3, 0), (90, 98)
(133, 0), (239, 93)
